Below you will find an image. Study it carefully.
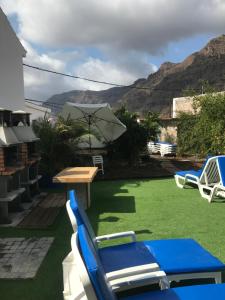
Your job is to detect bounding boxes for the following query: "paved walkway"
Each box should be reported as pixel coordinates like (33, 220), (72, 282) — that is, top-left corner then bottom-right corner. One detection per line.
(0, 237), (54, 279)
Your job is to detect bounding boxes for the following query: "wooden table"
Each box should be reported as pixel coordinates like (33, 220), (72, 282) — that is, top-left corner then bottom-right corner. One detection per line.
(53, 167), (98, 209)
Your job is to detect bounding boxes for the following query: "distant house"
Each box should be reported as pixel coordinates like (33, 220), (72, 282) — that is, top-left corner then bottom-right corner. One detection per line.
(159, 91), (225, 142)
(0, 7), (26, 111)
(172, 96), (195, 118)
(173, 91), (225, 118)
(159, 96), (196, 142)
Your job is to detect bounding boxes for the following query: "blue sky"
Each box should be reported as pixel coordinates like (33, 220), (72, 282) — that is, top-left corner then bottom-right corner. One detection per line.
(149, 34), (217, 66)
(1, 0), (224, 100)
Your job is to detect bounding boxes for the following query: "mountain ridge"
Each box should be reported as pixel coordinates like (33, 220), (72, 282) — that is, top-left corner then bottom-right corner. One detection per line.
(45, 34), (225, 117)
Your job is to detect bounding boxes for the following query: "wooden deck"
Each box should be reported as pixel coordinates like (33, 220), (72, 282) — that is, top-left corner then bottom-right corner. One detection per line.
(18, 193), (66, 228)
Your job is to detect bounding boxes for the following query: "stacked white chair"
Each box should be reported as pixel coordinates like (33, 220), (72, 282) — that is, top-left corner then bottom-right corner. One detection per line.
(147, 142), (176, 157)
(160, 143), (177, 157)
(92, 155), (104, 175)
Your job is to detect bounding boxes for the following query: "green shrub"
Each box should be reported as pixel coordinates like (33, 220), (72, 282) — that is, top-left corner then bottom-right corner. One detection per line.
(177, 113), (198, 156)
(108, 106), (160, 165)
(177, 92), (225, 156)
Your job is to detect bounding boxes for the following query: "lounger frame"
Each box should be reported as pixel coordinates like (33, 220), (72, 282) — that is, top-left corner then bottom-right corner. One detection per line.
(175, 156), (225, 202)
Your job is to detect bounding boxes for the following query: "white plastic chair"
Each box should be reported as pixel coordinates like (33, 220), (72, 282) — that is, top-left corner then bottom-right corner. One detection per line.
(199, 156), (225, 202)
(66, 200), (77, 232)
(62, 232), (168, 300)
(62, 238), (225, 300)
(92, 155), (104, 175)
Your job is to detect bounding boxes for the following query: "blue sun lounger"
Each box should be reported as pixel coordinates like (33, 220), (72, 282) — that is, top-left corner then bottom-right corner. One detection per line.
(122, 285), (225, 300)
(174, 156), (211, 189)
(198, 156), (225, 202)
(66, 190), (225, 286)
(63, 227), (225, 300)
(175, 155), (225, 202)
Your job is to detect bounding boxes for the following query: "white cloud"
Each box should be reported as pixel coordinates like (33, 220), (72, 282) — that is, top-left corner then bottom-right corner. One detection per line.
(21, 40), (72, 100)
(74, 57), (149, 91)
(21, 40), (155, 100)
(1, 0), (225, 53)
(1, 0), (225, 100)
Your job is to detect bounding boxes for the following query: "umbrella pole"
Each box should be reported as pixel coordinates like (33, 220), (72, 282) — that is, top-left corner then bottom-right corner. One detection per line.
(88, 115), (91, 152)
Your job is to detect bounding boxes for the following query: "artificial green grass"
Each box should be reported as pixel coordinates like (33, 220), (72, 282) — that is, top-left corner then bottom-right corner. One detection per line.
(88, 178), (225, 261)
(1, 178), (225, 299)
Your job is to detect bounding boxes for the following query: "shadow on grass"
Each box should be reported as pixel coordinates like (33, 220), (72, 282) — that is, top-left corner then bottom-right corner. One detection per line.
(100, 196), (135, 213)
(211, 198), (225, 203)
(135, 229), (153, 235)
(88, 180), (140, 234)
(99, 216), (120, 222)
(89, 195), (136, 234)
(89, 178), (182, 236)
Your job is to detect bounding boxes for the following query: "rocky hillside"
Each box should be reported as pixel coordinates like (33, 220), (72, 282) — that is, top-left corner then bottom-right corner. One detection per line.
(45, 35), (225, 117)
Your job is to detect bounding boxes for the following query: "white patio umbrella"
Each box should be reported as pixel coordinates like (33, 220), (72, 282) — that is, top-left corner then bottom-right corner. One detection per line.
(61, 102), (126, 149)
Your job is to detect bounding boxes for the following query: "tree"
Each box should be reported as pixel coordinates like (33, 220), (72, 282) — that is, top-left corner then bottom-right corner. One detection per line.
(108, 106), (160, 165)
(193, 92), (225, 154)
(182, 87), (199, 97)
(142, 111), (160, 141)
(33, 116), (88, 176)
(182, 81), (217, 97)
(198, 79), (217, 94)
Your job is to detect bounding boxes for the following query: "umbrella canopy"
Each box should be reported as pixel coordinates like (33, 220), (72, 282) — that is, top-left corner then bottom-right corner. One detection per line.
(61, 103), (126, 149)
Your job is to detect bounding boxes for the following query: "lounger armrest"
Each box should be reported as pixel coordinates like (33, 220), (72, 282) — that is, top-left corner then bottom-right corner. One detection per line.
(111, 270), (170, 291)
(106, 263), (160, 281)
(184, 174), (199, 181)
(96, 231), (136, 243)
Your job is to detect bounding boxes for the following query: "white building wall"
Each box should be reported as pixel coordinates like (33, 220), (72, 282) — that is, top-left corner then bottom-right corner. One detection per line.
(173, 92), (225, 118)
(0, 8), (26, 111)
(172, 96), (194, 118)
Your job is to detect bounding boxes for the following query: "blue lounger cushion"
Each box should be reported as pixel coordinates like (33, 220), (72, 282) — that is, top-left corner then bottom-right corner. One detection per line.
(72, 190), (225, 276)
(175, 170), (202, 180)
(98, 242), (156, 273)
(78, 225), (225, 300)
(218, 157), (225, 186)
(175, 156), (212, 179)
(78, 225), (115, 300)
(98, 239), (225, 275)
(144, 239), (225, 274)
(121, 283), (225, 300)
(69, 190), (96, 240)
